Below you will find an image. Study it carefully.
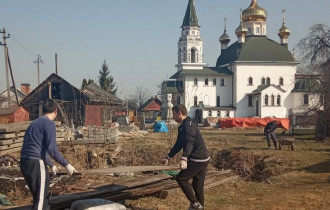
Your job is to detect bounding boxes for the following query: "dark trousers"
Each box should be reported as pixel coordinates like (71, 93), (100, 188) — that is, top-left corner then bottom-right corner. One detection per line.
(20, 159), (50, 210)
(176, 160), (209, 206)
(266, 131), (277, 148)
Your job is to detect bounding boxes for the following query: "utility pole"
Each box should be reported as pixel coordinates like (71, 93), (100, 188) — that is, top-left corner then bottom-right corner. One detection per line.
(0, 28), (11, 108)
(34, 54), (43, 86)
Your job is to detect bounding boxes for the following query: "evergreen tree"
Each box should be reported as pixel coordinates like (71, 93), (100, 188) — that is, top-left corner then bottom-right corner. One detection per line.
(98, 60), (117, 95)
(87, 79), (94, 85)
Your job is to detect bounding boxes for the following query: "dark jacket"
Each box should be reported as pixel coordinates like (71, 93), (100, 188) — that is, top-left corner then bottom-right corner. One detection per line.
(264, 121), (277, 134)
(167, 117), (209, 161)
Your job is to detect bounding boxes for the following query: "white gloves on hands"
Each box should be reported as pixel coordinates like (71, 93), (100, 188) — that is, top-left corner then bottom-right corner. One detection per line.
(179, 159), (187, 169)
(51, 165), (59, 175)
(65, 164), (77, 176)
(162, 158), (169, 165)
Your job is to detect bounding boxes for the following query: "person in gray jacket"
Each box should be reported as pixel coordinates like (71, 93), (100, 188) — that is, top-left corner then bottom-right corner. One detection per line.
(162, 104), (209, 210)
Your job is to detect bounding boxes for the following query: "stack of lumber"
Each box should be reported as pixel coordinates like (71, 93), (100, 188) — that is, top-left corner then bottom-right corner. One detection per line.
(0, 121), (63, 156)
(0, 121), (30, 156)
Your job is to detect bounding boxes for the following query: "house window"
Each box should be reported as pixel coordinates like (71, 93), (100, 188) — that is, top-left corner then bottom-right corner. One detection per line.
(261, 77), (265, 85)
(216, 96), (220, 107)
(220, 78), (224, 86)
(213, 78), (216, 86)
(271, 95), (275, 106)
(248, 77), (253, 85)
(217, 111), (221, 117)
(277, 95), (281, 106)
(304, 94), (309, 105)
(265, 95), (269, 106)
(279, 77), (284, 86)
(205, 78), (209, 86)
(208, 111), (212, 117)
(194, 96), (198, 106)
(194, 78), (198, 86)
(266, 77), (270, 85)
(248, 94), (252, 106)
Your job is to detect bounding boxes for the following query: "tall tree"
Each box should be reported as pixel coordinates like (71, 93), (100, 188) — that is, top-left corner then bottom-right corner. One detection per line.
(297, 24), (330, 139)
(81, 78), (88, 89)
(98, 60), (117, 95)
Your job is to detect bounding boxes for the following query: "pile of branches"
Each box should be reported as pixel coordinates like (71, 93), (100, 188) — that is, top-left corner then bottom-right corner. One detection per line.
(215, 150), (290, 181)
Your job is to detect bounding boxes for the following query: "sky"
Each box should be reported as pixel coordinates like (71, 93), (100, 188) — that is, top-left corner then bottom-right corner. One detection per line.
(0, 0), (330, 99)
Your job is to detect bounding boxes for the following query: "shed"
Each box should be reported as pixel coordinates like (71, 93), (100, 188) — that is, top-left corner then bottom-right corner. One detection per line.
(0, 106), (29, 124)
(139, 96), (162, 123)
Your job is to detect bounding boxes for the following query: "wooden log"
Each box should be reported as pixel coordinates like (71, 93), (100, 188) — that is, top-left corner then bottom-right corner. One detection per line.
(80, 165), (180, 175)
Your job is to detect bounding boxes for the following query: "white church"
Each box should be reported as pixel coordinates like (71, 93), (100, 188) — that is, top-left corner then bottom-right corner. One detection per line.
(162, 0), (320, 121)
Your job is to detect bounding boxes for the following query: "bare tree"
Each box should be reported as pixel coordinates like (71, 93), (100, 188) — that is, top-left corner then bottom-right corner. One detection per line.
(296, 24), (330, 139)
(129, 86), (151, 113)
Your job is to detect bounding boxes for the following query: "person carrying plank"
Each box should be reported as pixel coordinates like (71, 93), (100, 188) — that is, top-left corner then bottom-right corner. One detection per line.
(20, 99), (77, 210)
(162, 104), (209, 210)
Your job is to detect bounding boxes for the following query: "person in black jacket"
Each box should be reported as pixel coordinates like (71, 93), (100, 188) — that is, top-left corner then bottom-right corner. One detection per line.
(264, 120), (278, 150)
(162, 104), (209, 210)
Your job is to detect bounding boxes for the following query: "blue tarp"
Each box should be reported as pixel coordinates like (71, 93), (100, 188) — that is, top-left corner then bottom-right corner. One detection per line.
(153, 121), (169, 133)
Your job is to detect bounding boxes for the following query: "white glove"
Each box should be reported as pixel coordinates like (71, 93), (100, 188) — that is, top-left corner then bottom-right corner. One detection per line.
(65, 164), (77, 176)
(51, 165), (59, 175)
(179, 159), (187, 169)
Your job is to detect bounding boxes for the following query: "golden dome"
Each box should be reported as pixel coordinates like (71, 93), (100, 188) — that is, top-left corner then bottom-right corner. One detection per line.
(242, 0), (267, 22)
(278, 23), (290, 38)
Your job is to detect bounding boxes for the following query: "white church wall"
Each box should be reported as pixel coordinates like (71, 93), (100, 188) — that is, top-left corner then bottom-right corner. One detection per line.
(234, 63), (296, 118)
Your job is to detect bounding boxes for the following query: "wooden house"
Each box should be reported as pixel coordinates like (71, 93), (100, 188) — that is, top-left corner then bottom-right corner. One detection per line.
(139, 96), (162, 123)
(20, 73), (123, 127)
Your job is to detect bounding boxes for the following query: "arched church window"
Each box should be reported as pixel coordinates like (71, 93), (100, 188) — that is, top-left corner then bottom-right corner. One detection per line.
(194, 78), (198, 86)
(205, 78), (208, 86)
(217, 96), (220, 107)
(262, 77), (265, 85)
(177, 96), (181, 105)
(265, 95), (269, 106)
(256, 27), (260, 34)
(213, 78), (216, 86)
(191, 49), (196, 63)
(208, 111), (212, 117)
(194, 96), (198, 106)
(248, 77), (253, 85)
(277, 95), (281, 106)
(271, 95), (275, 106)
(266, 77), (270, 85)
(279, 77), (284, 86)
(220, 78), (224, 86)
(248, 27), (252, 34)
(217, 111), (221, 117)
(304, 94), (309, 105)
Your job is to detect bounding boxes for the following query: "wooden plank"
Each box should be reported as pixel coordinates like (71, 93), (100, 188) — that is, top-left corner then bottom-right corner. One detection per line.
(0, 142), (23, 150)
(80, 165), (181, 175)
(0, 137), (23, 146)
(0, 124), (29, 133)
(49, 173), (173, 210)
(0, 147), (21, 156)
(0, 133), (16, 139)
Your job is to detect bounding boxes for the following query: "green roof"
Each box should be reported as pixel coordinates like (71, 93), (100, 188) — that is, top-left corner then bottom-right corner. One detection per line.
(216, 36), (296, 66)
(292, 78), (320, 92)
(182, 0), (200, 27)
(163, 80), (183, 93)
(252, 84), (286, 94)
(170, 67), (232, 79)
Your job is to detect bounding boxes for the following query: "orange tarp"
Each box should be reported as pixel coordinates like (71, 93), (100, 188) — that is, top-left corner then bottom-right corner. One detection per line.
(219, 118), (290, 130)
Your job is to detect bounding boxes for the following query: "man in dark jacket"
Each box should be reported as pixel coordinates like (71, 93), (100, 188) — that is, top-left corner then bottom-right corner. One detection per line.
(162, 104), (209, 210)
(264, 120), (278, 150)
(20, 99), (77, 210)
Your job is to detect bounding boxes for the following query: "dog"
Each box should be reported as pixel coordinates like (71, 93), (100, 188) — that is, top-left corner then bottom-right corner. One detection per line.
(277, 138), (294, 151)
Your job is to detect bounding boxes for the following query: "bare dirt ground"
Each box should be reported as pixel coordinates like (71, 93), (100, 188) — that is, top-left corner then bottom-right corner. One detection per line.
(1, 127), (330, 210)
